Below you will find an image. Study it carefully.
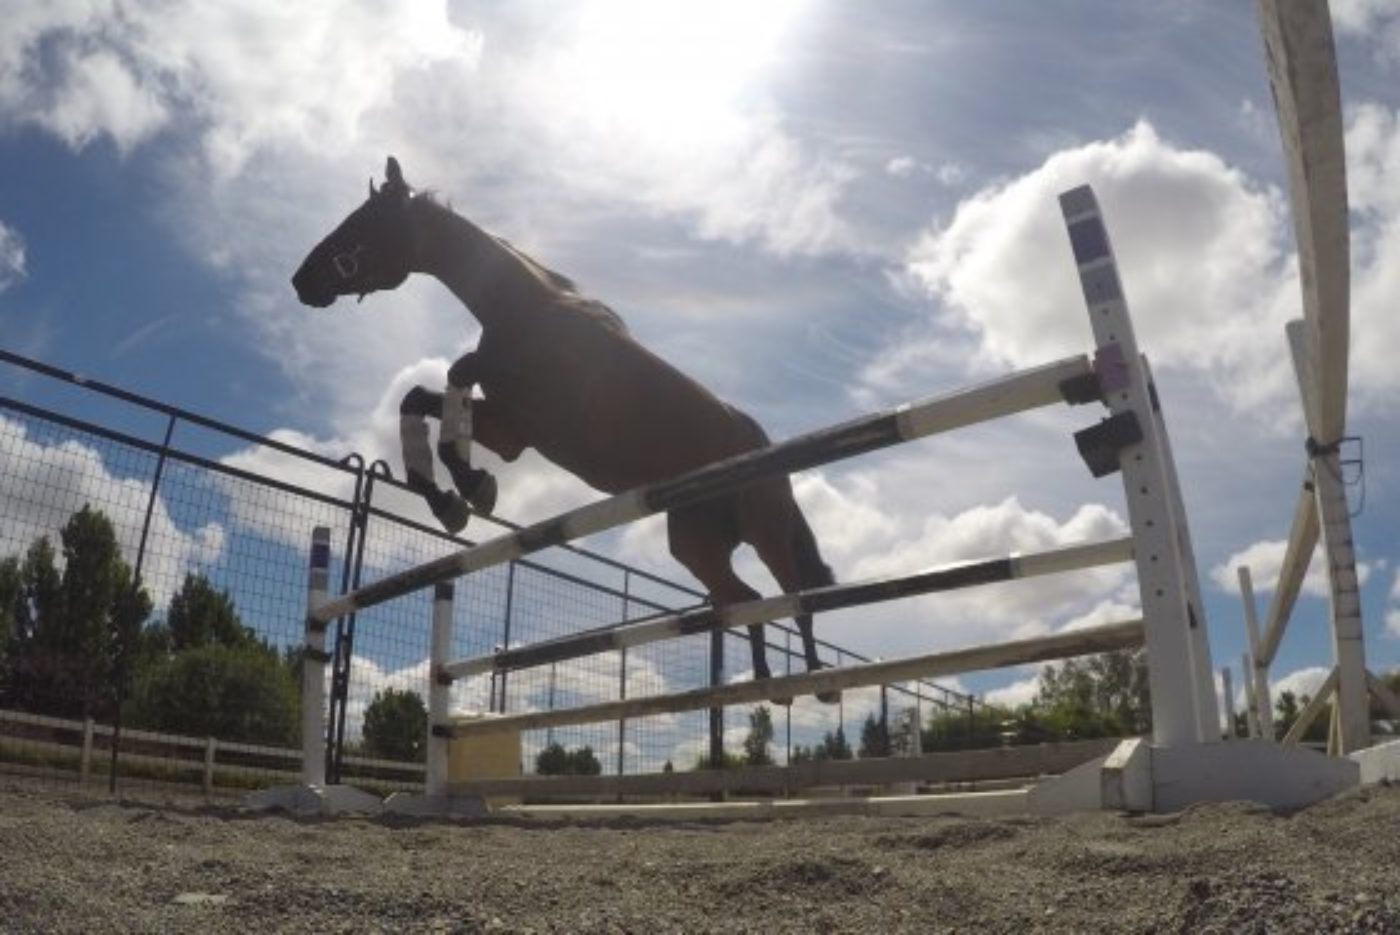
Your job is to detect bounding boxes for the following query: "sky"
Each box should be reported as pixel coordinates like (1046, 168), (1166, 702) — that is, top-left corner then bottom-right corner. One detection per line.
(2, 0), (1400, 748)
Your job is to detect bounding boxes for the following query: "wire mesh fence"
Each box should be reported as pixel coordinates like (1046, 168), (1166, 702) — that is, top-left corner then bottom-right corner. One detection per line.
(0, 347), (983, 802)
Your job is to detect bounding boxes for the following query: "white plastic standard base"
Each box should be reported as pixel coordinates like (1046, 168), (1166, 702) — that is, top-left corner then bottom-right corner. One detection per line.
(1351, 738), (1400, 785)
(382, 791), (487, 819)
(244, 783), (385, 816)
(1029, 738), (1359, 814)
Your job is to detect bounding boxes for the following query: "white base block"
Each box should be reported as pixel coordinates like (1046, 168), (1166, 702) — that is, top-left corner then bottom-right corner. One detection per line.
(1030, 739), (1358, 814)
(382, 792), (487, 818)
(1351, 738), (1400, 784)
(244, 783), (385, 816)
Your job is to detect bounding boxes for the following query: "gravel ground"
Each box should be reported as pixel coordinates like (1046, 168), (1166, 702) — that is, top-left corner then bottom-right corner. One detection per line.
(2, 781), (1399, 933)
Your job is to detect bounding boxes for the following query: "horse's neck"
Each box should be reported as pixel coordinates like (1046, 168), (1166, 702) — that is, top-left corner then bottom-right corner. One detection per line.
(411, 199), (548, 330)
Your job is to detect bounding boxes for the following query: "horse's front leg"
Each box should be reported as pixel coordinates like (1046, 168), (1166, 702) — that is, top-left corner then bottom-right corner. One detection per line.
(437, 352), (498, 516)
(399, 386), (472, 534)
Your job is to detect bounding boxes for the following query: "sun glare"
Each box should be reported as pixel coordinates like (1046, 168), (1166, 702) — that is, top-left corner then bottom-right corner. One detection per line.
(560, 0), (803, 143)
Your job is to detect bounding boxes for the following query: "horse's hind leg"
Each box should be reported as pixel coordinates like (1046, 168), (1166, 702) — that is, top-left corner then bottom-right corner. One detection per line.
(399, 386), (471, 533)
(743, 482), (840, 704)
(667, 506), (793, 705)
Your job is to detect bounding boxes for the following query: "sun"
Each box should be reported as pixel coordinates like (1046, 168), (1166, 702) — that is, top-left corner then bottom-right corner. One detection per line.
(558, 0), (804, 144)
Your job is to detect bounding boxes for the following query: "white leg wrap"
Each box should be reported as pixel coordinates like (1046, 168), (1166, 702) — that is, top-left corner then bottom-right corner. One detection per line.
(441, 385), (473, 462)
(399, 414), (437, 487)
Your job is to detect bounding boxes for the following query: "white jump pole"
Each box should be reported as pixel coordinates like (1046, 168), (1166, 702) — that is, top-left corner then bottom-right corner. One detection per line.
(245, 526), (385, 815)
(301, 526), (332, 786)
(426, 581), (455, 798)
(449, 619), (1145, 739)
(446, 536), (1135, 680)
(1237, 565), (1274, 737)
(1221, 667), (1236, 740)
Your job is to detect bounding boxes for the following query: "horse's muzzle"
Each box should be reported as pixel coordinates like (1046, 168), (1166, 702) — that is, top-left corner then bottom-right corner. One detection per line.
(291, 265), (336, 308)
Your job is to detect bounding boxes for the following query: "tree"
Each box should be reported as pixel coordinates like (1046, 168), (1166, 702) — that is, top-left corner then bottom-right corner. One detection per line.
(859, 712), (892, 758)
(814, 725), (852, 761)
(1033, 649), (1150, 739)
(535, 741), (603, 775)
(165, 573), (255, 652)
(1272, 690), (1327, 744)
(126, 642), (298, 744)
(742, 705), (774, 766)
(361, 688), (428, 762)
(5, 507), (150, 718)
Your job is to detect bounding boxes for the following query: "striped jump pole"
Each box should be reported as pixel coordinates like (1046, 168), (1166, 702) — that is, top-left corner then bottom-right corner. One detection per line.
(310, 353), (1098, 625)
(425, 582), (455, 798)
(445, 536), (1135, 680)
(448, 619), (1146, 738)
(302, 526), (332, 786)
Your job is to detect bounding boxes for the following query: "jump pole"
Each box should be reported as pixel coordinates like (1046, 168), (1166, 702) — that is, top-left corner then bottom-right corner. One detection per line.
(309, 353), (1097, 626)
(382, 581), (486, 817)
(449, 619), (1146, 738)
(445, 536), (1135, 679)
(244, 526), (383, 815)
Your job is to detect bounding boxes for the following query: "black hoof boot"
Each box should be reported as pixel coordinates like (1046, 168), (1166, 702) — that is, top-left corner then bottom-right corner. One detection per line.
(442, 453), (497, 517)
(427, 489), (471, 535)
(805, 660), (840, 705)
(752, 663), (792, 707)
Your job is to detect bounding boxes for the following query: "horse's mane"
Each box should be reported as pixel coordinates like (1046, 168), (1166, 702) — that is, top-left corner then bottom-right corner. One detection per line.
(417, 192), (581, 295)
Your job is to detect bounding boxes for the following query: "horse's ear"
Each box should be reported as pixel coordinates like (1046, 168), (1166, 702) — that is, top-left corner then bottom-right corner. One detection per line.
(383, 156), (409, 198)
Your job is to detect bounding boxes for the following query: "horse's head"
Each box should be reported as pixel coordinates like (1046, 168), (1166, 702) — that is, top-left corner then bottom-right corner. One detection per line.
(292, 156), (417, 308)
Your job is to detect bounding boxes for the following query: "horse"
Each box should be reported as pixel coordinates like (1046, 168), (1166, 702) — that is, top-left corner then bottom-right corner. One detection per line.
(292, 157), (837, 703)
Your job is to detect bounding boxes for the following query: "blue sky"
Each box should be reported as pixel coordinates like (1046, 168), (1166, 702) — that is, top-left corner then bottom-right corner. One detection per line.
(2, 0), (1399, 727)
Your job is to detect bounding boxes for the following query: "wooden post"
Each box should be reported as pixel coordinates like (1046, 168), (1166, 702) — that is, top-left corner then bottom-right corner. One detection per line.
(204, 737), (217, 797)
(80, 717), (94, 784)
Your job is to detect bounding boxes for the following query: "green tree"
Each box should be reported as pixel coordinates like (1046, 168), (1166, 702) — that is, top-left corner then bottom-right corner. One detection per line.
(361, 688), (428, 762)
(1272, 690), (1328, 744)
(742, 705), (775, 766)
(166, 573), (254, 652)
(126, 642), (297, 744)
(858, 712), (892, 758)
(814, 725), (852, 761)
(1033, 648), (1150, 739)
(567, 746), (603, 775)
(535, 741), (603, 775)
(6, 508), (151, 718)
(0, 556), (21, 686)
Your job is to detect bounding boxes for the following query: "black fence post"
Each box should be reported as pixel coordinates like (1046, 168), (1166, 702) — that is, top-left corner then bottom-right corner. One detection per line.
(109, 412), (177, 794)
(708, 630), (723, 771)
(496, 562), (517, 713)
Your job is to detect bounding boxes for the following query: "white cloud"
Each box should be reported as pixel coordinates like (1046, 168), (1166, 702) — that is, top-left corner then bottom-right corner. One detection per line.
(1272, 665), (1333, 704)
(0, 1), (482, 174)
(984, 676), (1039, 709)
(1387, 569), (1400, 639)
(0, 219), (25, 291)
(1333, 1), (1400, 59)
(1342, 103), (1400, 409)
(1210, 538), (1374, 598)
(0, 414), (224, 607)
(896, 121), (1299, 418)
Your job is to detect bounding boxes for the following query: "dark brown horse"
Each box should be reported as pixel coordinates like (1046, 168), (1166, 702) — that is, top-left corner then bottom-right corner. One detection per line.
(292, 157), (836, 701)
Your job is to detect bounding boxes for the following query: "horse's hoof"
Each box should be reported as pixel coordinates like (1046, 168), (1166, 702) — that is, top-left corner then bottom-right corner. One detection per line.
(467, 472), (497, 516)
(432, 493), (471, 535)
(815, 690), (841, 705)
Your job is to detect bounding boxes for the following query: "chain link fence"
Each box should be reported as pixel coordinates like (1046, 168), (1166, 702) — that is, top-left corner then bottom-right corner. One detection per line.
(0, 348), (982, 802)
